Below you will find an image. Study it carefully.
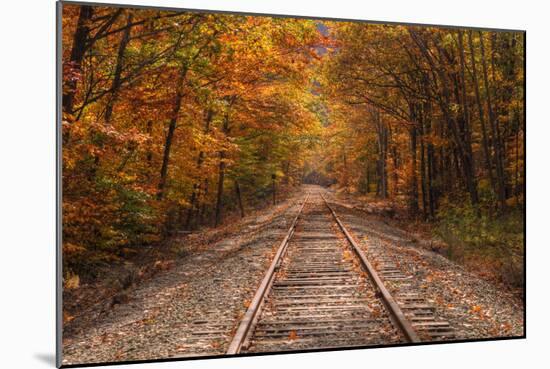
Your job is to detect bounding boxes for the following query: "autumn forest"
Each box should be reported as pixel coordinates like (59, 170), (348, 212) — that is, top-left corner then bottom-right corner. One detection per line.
(61, 3), (524, 316)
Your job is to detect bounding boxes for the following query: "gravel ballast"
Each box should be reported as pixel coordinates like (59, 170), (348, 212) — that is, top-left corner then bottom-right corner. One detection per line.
(62, 186), (524, 366)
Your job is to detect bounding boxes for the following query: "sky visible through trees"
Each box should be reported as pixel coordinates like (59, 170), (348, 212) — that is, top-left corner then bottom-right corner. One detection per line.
(61, 4), (524, 286)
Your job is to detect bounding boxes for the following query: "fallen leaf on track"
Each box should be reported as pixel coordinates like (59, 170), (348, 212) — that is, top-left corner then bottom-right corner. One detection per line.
(288, 330), (298, 340)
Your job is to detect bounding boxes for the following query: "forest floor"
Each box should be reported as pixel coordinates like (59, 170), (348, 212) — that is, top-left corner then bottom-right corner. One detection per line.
(62, 185), (524, 366)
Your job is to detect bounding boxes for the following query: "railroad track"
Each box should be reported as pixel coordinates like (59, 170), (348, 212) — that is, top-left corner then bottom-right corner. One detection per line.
(325, 193), (455, 341)
(225, 190), (449, 355)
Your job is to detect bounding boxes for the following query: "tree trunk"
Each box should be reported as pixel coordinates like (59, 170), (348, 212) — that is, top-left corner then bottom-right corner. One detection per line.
(157, 65), (188, 200)
(214, 152), (226, 227)
(214, 112), (230, 227)
(62, 5), (94, 144)
(199, 178), (209, 224)
(391, 142), (399, 195)
(409, 123), (419, 215)
(457, 30), (479, 207)
(185, 109), (213, 229)
(489, 33), (507, 172)
(480, 32), (507, 209)
(342, 149), (348, 191)
(500, 34), (518, 200)
(421, 79), (434, 218)
(146, 120), (153, 165)
(515, 127), (520, 199)
(283, 161), (290, 185)
(366, 163), (371, 193)
(411, 29), (478, 206)
(467, 30), (496, 196)
(419, 117), (428, 219)
(427, 143), (435, 218)
(375, 111), (388, 199)
(235, 180), (245, 218)
(104, 12), (133, 123)
(90, 12), (134, 174)
(426, 100), (436, 218)
(185, 153), (203, 229)
(382, 123), (388, 199)
(272, 174), (277, 205)
(63, 5), (94, 117)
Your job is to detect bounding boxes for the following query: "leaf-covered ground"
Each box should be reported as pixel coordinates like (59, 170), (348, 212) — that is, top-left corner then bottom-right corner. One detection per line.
(62, 189), (305, 364)
(62, 186), (523, 366)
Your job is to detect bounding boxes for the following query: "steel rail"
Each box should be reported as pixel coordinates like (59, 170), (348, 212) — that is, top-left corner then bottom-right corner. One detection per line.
(320, 193), (421, 343)
(226, 193), (311, 354)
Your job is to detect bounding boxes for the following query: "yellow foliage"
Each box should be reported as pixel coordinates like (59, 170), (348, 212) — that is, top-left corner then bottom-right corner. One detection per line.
(65, 272), (80, 290)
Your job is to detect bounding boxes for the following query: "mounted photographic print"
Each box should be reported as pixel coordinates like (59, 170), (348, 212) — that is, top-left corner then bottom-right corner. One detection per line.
(57, 1), (525, 367)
